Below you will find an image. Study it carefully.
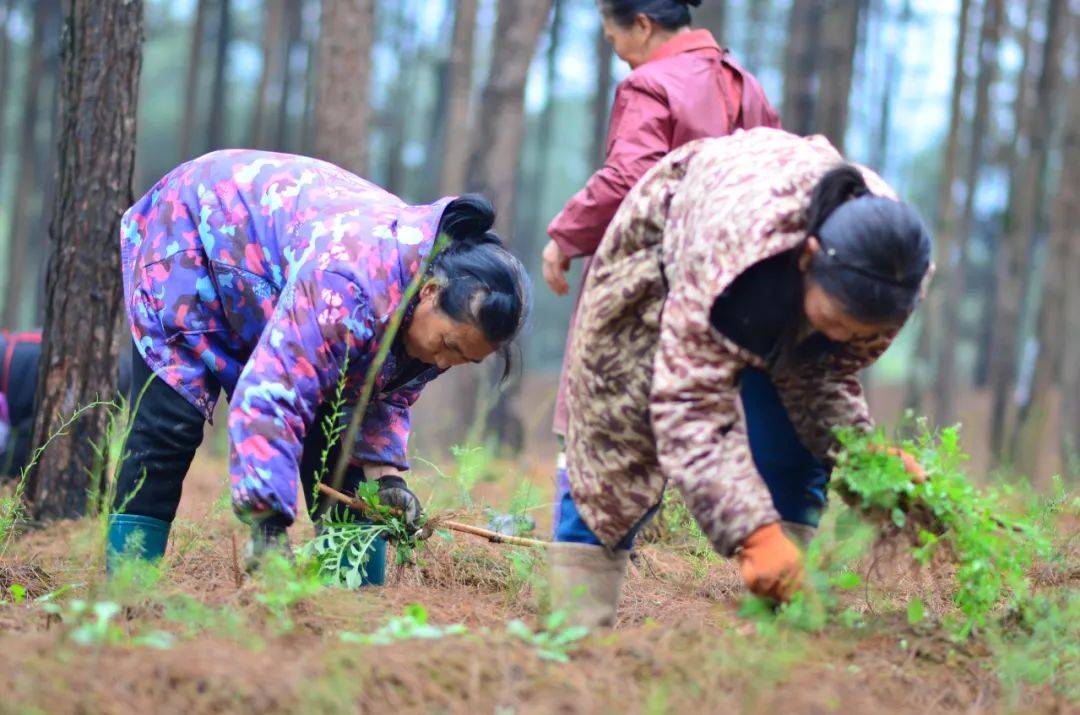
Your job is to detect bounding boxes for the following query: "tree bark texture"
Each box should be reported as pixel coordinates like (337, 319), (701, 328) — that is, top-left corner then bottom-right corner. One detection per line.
(990, 0), (1067, 462)
(250, 0), (284, 147)
(206, 0), (231, 150)
(1013, 7), (1078, 473)
(0, 0), (16, 179)
(179, 0), (208, 159)
(465, 0), (552, 237)
(437, 0), (479, 195)
(312, 0), (374, 176)
(28, 0), (143, 520)
(903, 0), (969, 416)
(1058, 65), (1080, 469)
(591, 21), (613, 168)
(816, 0), (862, 151)
(2, 0), (60, 329)
(934, 0), (1002, 427)
(695, 0), (726, 43)
(781, 0), (824, 135)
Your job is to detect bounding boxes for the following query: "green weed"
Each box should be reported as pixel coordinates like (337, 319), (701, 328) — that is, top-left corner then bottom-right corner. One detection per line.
(339, 603), (467, 645)
(506, 609), (589, 663)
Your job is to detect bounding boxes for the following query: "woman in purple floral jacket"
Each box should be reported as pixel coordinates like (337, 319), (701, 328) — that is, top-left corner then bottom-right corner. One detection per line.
(109, 150), (530, 582)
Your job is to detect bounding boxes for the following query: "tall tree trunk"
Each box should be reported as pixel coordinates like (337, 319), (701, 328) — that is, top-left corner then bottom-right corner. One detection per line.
(1057, 64), (1080, 470)
(523, 0), (563, 236)
(743, 0), (772, 73)
(2, 0), (59, 329)
(695, 0), (726, 42)
(383, 1), (419, 193)
(206, 0), (231, 150)
(815, 0), (862, 150)
(781, 0), (823, 135)
(0, 0), (16, 179)
(934, 0), (1003, 428)
(437, 0), (478, 195)
(465, 0), (552, 450)
(903, 0), (970, 416)
(591, 22), (613, 167)
(990, 0), (1067, 463)
(274, 0), (301, 150)
(28, 0), (143, 520)
(250, 0), (283, 148)
(312, 0), (374, 175)
(465, 0), (551, 237)
(1011, 6), (1078, 474)
(179, 0), (209, 160)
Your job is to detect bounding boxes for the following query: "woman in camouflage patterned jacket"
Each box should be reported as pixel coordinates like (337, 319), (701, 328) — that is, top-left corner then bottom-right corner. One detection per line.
(109, 150), (530, 583)
(550, 128), (932, 626)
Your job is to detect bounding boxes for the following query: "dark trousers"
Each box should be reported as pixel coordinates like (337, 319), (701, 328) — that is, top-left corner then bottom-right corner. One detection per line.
(112, 342), (366, 524)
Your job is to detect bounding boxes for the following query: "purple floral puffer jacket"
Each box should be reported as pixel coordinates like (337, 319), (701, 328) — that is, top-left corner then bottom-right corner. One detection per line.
(121, 149), (452, 523)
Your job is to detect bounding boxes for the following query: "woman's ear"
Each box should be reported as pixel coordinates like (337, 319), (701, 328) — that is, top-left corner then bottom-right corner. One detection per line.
(634, 13), (652, 39)
(799, 236), (821, 273)
(419, 280), (440, 305)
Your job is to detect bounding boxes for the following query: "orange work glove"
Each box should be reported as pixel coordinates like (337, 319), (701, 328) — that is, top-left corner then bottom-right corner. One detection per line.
(870, 445), (928, 483)
(737, 523), (804, 602)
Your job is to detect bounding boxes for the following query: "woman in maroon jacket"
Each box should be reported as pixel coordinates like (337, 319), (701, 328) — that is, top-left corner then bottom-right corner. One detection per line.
(543, 0), (780, 526)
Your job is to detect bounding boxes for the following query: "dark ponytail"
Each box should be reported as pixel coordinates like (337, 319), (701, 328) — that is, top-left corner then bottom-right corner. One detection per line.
(432, 195), (532, 380)
(600, 0), (700, 30)
(805, 165), (932, 325)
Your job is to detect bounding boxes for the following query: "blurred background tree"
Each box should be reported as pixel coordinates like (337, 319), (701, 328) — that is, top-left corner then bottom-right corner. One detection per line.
(0, 0), (1076, 497)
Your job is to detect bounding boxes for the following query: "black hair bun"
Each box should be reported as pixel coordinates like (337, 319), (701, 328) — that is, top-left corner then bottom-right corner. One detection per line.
(441, 194), (496, 243)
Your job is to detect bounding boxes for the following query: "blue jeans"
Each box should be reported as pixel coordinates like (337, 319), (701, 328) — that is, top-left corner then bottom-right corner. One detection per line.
(554, 367), (829, 547)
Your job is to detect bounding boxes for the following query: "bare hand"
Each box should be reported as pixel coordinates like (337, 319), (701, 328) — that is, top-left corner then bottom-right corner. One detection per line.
(542, 239), (571, 296)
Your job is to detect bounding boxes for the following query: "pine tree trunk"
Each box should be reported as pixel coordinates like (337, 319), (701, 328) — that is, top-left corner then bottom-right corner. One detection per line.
(464, 0), (552, 450)
(311, 0), (374, 175)
(1059, 68), (1080, 469)
(990, 0), (1067, 463)
(2, 0), (59, 330)
(695, 1), (726, 42)
(523, 0), (563, 235)
(206, 0), (231, 150)
(904, 0), (969, 415)
(28, 0), (143, 520)
(466, 0), (552, 236)
(179, 0), (208, 159)
(781, 0), (824, 135)
(274, 0), (301, 150)
(933, 0), (1002, 428)
(591, 22), (613, 168)
(744, 0), (772, 73)
(816, 0), (862, 151)
(0, 0), (16, 179)
(437, 0), (479, 195)
(250, 0), (283, 147)
(1012, 6), (1078, 474)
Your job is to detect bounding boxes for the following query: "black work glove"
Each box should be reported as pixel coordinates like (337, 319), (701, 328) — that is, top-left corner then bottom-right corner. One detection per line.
(245, 513), (293, 572)
(376, 475), (423, 531)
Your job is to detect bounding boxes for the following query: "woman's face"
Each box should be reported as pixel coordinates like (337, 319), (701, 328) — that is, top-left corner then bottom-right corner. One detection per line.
(799, 237), (894, 343)
(403, 282), (496, 370)
(601, 14), (658, 68)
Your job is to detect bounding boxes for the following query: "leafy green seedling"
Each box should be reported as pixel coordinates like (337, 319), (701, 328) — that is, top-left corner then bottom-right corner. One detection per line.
(340, 604), (468, 645)
(506, 610), (590, 663)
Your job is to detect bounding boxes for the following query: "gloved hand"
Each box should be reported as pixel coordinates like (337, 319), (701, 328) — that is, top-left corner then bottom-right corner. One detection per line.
(376, 475), (423, 531)
(871, 445), (928, 484)
(737, 522), (804, 602)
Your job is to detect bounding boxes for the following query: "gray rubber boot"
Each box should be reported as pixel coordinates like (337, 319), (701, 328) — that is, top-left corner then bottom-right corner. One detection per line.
(548, 542), (630, 629)
(781, 520), (817, 548)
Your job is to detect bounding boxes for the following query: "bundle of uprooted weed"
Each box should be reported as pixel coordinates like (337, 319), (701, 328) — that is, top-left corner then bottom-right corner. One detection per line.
(829, 425), (1063, 638)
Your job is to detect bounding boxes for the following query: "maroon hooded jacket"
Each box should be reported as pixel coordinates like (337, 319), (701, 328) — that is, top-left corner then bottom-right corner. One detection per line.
(548, 29), (781, 434)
